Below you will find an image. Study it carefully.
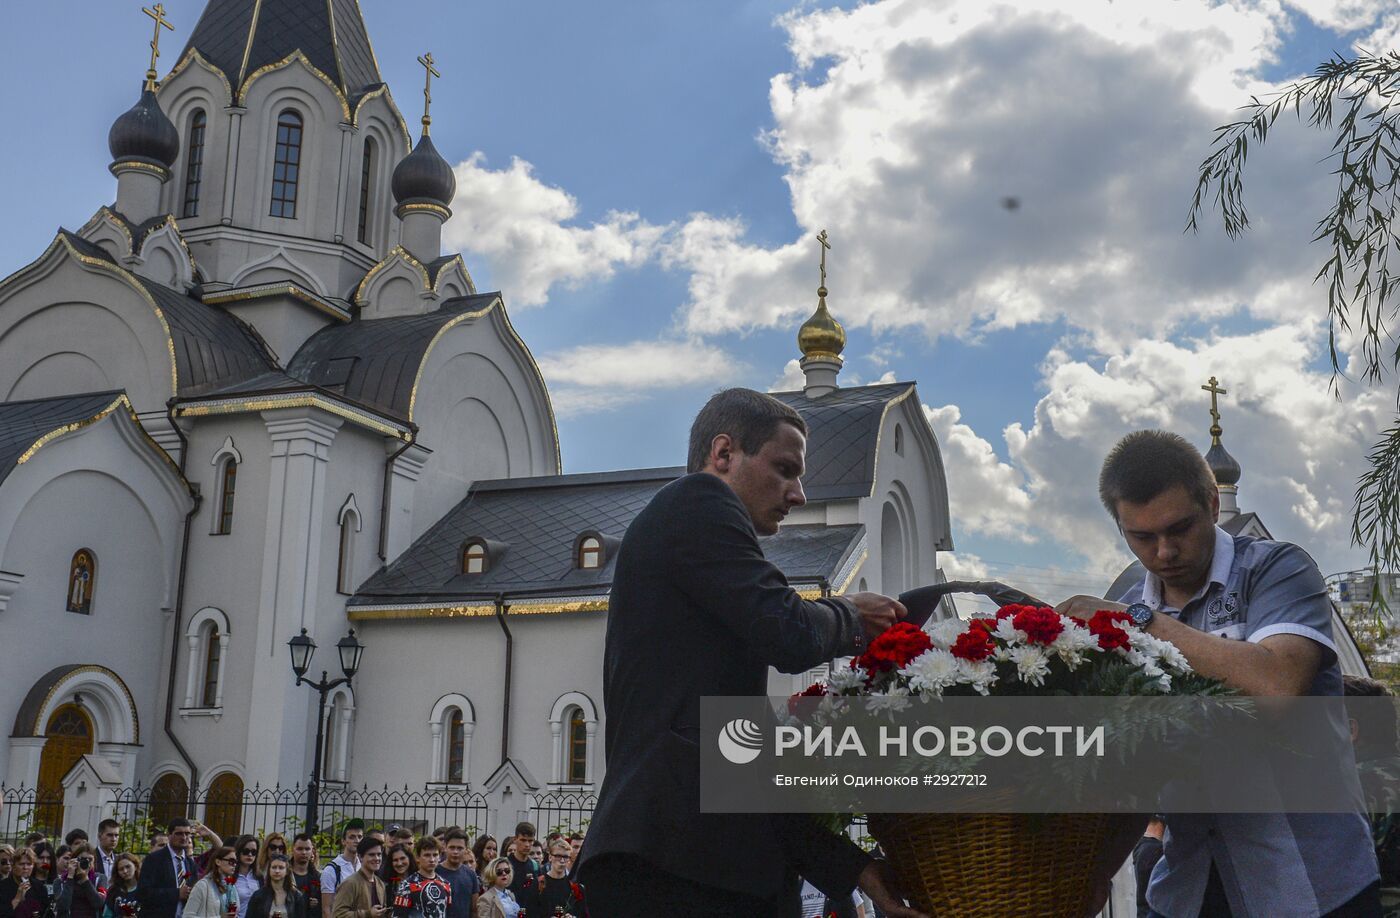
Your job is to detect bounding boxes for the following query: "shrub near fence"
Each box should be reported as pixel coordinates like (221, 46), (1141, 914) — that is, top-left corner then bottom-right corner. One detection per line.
(1, 784), (489, 855)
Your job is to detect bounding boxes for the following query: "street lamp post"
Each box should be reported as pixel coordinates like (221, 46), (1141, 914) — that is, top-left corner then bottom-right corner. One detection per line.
(287, 628), (365, 834)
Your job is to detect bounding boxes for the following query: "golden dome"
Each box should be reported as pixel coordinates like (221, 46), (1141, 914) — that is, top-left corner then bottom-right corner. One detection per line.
(798, 286), (846, 359)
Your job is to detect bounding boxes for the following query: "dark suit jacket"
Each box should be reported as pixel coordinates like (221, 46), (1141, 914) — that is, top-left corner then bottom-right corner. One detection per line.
(578, 472), (872, 903)
(139, 847), (198, 918)
(246, 888), (306, 918)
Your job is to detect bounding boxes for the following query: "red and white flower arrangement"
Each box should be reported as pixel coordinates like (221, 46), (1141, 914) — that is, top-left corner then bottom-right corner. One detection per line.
(795, 604), (1218, 707)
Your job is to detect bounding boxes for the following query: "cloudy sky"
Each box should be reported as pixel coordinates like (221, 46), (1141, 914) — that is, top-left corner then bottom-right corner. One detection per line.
(2, 0), (1396, 602)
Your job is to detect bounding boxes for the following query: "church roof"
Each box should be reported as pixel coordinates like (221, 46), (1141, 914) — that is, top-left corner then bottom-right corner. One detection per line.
(0, 392), (126, 488)
(351, 467), (868, 607)
(181, 0), (383, 102)
(59, 232), (278, 397)
(771, 382), (915, 500)
(286, 293), (499, 421)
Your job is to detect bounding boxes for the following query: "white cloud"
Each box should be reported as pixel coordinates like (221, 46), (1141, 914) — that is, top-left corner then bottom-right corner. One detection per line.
(924, 323), (1392, 575)
(662, 0), (1357, 350)
(444, 153), (669, 307)
(769, 358), (806, 392)
(538, 340), (737, 418)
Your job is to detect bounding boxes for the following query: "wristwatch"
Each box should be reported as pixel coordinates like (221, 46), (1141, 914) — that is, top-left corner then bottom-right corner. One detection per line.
(1125, 602), (1154, 627)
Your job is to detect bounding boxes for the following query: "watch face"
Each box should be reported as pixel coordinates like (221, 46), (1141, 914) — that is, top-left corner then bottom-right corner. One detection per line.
(1127, 603), (1153, 626)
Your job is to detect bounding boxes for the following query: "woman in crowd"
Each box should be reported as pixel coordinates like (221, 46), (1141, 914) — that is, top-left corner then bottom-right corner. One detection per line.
(54, 844), (103, 918)
(29, 844), (54, 894)
(467, 839), (495, 888)
(1, 848), (47, 918)
(185, 848), (237, 918)
(229, 837), (260, 918)
(245, 856), (303, 918)
(101, 855), (141, 918)
(0, 847), (12, 885)
(378, 845), (412, 905)
(473, 860), (518, 918)
(254, 837), (288, 880)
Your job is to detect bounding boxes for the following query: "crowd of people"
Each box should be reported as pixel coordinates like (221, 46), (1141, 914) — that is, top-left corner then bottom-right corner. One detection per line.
(0, 819), (590, 918)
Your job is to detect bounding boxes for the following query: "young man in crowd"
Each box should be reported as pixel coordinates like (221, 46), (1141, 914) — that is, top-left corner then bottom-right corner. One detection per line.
(289, 834), (320, 915)
(434, 830), (479, 918)
(93, 820), (120, 885)
(1058, 430), (1381, 917)
(141, 818), (222, 918)
(392, 838), (450, 918)
(149, 829), (169, 853)
(504, 823), (540, 899)
(521, 838), (587, 916)
(330, 836), (387, 918)
(320, 820), (364, 918)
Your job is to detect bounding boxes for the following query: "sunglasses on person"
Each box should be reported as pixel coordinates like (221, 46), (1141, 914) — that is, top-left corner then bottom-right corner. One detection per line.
(217, 857), (237, 865)
(267, 845), (286, 853)
(240, 849), (257, 857)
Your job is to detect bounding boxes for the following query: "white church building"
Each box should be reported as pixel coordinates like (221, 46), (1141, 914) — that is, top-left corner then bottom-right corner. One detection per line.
(0, 0), (955, 838)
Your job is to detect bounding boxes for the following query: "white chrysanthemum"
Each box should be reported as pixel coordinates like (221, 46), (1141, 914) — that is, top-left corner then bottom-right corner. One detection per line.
(1008, 645), (1051, 687)
(865, 686), (912, 715)
(956, 659), (999, 695)
(1051, 622), (1099, 667)
(816, 693), (849, 723)
(1158, 642), (1191, 673)
(993, 617), (1024, 644)
(900, 648), (960, 696)
(1126, 649), (1164, 679)
(825, 663), (869, 694)
(929, 617), (969, 649)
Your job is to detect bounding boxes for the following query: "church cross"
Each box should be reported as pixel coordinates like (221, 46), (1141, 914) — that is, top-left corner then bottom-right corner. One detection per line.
(1202, 375), (1227, 443)
(817, 229), (831, 290)
(418, 52), (441, 134)
(143, 4), (175, 91)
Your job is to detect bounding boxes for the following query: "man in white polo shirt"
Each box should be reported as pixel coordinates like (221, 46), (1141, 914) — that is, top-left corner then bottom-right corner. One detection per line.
(320, 820), (364, 918)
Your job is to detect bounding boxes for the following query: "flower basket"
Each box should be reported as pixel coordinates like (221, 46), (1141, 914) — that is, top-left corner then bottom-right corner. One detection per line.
(795, 581), (1225, 917)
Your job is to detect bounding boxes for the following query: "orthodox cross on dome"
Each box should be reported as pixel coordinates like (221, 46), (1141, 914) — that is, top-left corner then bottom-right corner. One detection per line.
(418, 52), (440, 134)
(142, 4), (175, 92)
(1201, 375), (1227, 444)
(817, 229), (831, 292)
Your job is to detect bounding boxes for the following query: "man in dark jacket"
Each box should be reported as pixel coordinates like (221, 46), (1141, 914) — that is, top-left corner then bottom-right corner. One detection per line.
(577, 388), (926, 918)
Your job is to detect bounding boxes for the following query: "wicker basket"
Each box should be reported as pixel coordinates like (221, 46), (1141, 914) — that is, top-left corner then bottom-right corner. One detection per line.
(868, 811), (1111, 918)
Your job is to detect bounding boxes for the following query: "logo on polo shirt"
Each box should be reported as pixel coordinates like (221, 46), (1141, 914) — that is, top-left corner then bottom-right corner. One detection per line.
(1207, 591), (1241, 626)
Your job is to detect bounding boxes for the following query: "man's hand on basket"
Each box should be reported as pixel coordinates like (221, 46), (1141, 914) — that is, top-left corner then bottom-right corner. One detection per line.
(848, 592), (909, 644)
(857, 860), (930, 918)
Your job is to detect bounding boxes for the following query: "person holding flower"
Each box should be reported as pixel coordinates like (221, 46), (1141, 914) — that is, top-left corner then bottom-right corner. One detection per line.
(1055, 429), (1382, 918)
(4, 848), (48, 918)
(100, 855), (141, 918)
(185, 849), (238, 918)
(518, 840), (586, 917)
(577, 388), (926, 918)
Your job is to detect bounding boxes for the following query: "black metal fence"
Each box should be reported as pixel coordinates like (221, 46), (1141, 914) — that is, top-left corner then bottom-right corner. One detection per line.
(527, 790), (597, 835)
(1, 783), (489, 853)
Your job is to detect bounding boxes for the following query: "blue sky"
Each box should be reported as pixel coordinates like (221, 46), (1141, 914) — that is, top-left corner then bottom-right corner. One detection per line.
(1, 0), (1395, 598)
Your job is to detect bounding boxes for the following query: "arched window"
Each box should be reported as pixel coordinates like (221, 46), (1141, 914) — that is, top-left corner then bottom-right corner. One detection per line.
(894, 423), (904, 456)
(577, 535), (603, 570)
(204, 772), (243, 839)
(201, 626), (222, 708)
(182, 110), (206, 218)
(337, 498), (362, 595)
(66, 549), (96, 614)
(566, 709), (587, 784)
(357, 138), (375, 244)
(269, 110), (303, 218)
(183, 608), (230, 711)
(320, 687), (354, 784)
(215, 458), (237, 535)
(149, 772), (189, 828)
(446, 708), (465, 784)
(462, 541), (488, 575)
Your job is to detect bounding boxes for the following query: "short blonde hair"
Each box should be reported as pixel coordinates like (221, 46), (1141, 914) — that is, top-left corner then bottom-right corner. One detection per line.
(481, 857), (513, 886)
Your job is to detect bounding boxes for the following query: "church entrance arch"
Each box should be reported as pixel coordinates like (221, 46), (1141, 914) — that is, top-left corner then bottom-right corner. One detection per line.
(8, 665), (141, 793)
(35, 704), (94, 832)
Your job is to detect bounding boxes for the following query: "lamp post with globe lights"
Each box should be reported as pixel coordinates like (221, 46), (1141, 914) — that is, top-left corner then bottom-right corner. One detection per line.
(287, 628), (364, 833)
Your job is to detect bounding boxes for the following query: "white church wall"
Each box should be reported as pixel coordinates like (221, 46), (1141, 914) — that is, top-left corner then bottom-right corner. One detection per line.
(0, 417), (190, 788)
(0, 257), (174, 411)
(344, 103), (406, 258)
(408, 319), (559, 541)
(348, 610), (608, 808)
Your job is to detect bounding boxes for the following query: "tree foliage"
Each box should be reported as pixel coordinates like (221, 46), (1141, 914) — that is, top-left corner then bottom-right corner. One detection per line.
(1188, 52), (1400, 603)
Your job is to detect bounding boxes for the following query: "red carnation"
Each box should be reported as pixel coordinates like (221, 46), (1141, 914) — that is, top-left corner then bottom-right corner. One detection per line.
(855, 621), (932, 674)
(1087, 610), (1134, 651)
(1011, 606), (1064, 645)
(571, 883), (583, 900)
(787, 681), (827, 714)
(995, 604), (1026, 621)
(950, 627), (994, 662)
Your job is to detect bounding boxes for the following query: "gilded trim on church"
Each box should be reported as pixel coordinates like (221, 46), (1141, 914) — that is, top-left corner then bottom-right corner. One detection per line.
(109, 159), (171, 180)
(431, 254), (476, 297)
(28, 664), (141, 742)
(396, 202), (451, 219)
(15, 394), (186, 487)
(158, 49), (235, 106)
(239, 51), (353, 122)
(175, 394), (410, 439)
(866, 385), (916, 498)
(351, 85), (413, 154)
(203, 283), (350, 322)
(354, 245), (432, 305)
(406, 299), (499, 421)
(347, 597), (610, 621)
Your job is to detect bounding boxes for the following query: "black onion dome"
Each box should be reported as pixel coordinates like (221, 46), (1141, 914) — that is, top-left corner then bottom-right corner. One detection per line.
(392, 134), (456, 208)
(108, 88), (180, 169)
(1205, 440), (1241, 486)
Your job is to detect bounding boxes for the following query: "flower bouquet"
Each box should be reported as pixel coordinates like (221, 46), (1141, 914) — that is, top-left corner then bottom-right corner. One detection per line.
(793, 595), (1227, 918)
